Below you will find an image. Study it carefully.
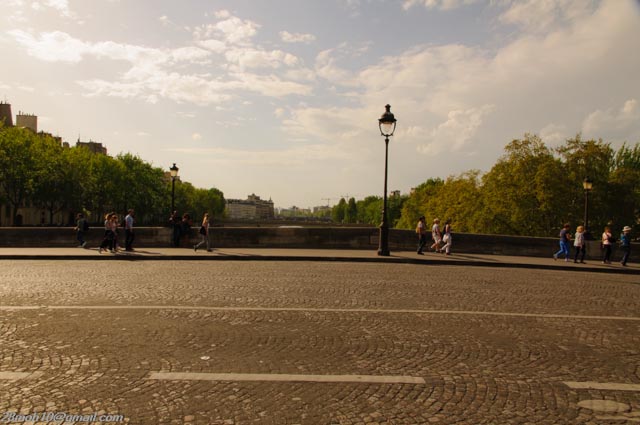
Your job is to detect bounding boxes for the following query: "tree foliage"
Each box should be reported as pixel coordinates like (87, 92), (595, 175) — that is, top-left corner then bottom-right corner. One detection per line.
(398, 134), (640, 237)
(0, 126), (225, 225)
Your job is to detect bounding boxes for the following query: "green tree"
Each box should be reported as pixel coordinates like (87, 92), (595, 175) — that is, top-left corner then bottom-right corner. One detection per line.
(345, 197), (357, 223)
(0, 127), (41, 224)
(481, 134), (568, 236)
(356, 196), (382, 225)
(332, 198), (347, 223)
(555, 135), (615, 233)
(397, 178), (443, 229)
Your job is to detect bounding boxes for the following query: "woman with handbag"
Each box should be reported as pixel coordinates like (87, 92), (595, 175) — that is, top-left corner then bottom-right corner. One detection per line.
(601, 226), (613, 264)
(194, 213), (211, 252)
(439, 219), (453, 255)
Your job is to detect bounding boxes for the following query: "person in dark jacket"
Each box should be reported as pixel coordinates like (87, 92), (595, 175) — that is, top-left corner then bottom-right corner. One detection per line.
(620, 225), (632, 266)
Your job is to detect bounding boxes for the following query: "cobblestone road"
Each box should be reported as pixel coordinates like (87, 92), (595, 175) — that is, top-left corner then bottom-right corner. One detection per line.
(0, 261), (639, 424)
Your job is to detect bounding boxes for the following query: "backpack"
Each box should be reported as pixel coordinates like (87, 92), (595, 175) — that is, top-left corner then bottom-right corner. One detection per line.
(82, 220), (90, 232)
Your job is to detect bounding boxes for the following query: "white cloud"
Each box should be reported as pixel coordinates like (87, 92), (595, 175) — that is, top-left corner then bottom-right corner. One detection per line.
(402, 0), (479, 11)
(191, 133), (202, 140)
(8, 25), (312, 105)
(498, 0), (596, 33)
(43, 0), (72, 17)
(224, 47), (300, 70)
(137, 131), (150, 137)
(582, 99), (640, 141)
(197, 39), (226, 53)
(315, 48), (356, 86)
(194, 12), (259, 46)
(285, 0), (640, 161)
(7, 30), (88, 62)
(418, 105), (494, 156)
(539, 123), (568, 145)
(158, 15), (174, 27)
(279, 31), (316, 43)
(167, 144), (350, 166)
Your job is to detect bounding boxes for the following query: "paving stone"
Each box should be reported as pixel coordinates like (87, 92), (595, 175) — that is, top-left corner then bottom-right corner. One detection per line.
(0, 261), (639, 424)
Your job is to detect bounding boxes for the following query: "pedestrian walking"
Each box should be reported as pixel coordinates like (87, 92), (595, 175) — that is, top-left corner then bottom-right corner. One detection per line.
(416, 216), (427, 255)
(440, 219), (452, 255)
(181, 213), (192, 247)
(74, 213), (88, 248)
(169, 210), (181, 247)
(573, 225), (586, 263)
(620, 225), (632, 266)
(601, 226), (613, 264)
(553, 223), (571, 262)
(194, 213), (211, 252)
(430, 218), (442, 252)
(124, 209), (135, 251)
(98, 213), (114, 254)
(109, 213), (120, 252)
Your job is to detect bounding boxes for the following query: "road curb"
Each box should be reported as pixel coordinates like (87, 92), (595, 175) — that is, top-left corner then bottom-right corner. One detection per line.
(1, 254), (638, 275)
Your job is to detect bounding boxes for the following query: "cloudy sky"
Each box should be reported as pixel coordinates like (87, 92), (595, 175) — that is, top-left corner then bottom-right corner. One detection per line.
(1, 0), (639, 209)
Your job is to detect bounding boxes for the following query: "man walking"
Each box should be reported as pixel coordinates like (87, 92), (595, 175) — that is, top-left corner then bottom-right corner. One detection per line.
(74, 213), (88, 248)
(620, 225), (632, 266)
(416, 216), (427, 255)
(169, 210), (181, 247)
(125, 209), (135, 251)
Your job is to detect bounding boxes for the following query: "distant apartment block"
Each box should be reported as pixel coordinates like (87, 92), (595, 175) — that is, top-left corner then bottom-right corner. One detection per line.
(226, 194), (275, 220)
(313, 205), (331, 214)
(0, 102), (13, 126)
(0, 103), (39, 132)
(76, 138), (108, 155)
(0, 101), (108, 226)
(16, 112), (38, 132)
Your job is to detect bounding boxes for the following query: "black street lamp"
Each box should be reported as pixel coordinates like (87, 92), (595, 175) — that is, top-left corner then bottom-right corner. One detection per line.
(170, 163), (179, 213)
(583, 177), (593, 239)
(377, 104), (397, 256)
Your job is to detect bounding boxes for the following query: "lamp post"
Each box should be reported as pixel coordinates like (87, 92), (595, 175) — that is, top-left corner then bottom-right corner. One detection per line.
(377, 104), (397, 256)
(583, 177), (593, 239)
(170, 163), (179, 213)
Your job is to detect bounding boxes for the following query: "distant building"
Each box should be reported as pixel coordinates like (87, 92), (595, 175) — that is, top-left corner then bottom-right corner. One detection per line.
(0, 102), (13, 126)
(76, 138), (107, 155)
(16, 111), (37, 132)
(0, 102), (109, 226)
(226, 194), (274, 220)
(313, 205), (331, 214)
(278, 206), (311, 217)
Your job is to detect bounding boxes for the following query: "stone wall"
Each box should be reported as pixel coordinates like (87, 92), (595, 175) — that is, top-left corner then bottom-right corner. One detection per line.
(0, 226), (636, 262)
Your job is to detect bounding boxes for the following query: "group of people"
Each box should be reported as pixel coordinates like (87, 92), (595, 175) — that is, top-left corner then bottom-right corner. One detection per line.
(169, 211), (211, 252)
(554, 223), (632, 266)
(74, 210), (135, 253)
(417, 217), (452, 255)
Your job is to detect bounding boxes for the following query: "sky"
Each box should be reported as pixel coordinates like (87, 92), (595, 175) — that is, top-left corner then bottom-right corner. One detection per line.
(1, 0), (639, 209)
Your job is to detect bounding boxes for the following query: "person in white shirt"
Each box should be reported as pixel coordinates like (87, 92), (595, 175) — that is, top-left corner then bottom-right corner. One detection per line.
(416, 216), (427, 255)
(125, 209), (135, 251)
(573, 225), (586, 263)
(430, 218), (442, 252)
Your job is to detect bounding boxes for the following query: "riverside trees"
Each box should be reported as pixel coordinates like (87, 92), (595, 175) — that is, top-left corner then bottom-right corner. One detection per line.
(0, 126), (225, 225)
(398, 134), (640, 237)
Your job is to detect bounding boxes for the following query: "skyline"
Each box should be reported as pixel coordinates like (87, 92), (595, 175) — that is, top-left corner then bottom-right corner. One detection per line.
(1, 0), (639, 209)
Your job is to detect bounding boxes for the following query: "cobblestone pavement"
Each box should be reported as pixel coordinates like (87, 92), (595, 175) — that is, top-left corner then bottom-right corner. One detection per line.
(0, 261), (639, 424)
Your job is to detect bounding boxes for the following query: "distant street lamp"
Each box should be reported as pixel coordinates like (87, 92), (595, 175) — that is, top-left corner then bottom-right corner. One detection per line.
(583, 177), (593, 239)
(377, 104), (397, 257)
(170, 163), (179, 213)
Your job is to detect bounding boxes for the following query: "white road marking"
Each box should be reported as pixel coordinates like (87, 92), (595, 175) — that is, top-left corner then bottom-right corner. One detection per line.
(564, 381), (640, 392)
(0, 305), (639, 321)
(0, 371), (43, 380)
(147, 372), (425, 384)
